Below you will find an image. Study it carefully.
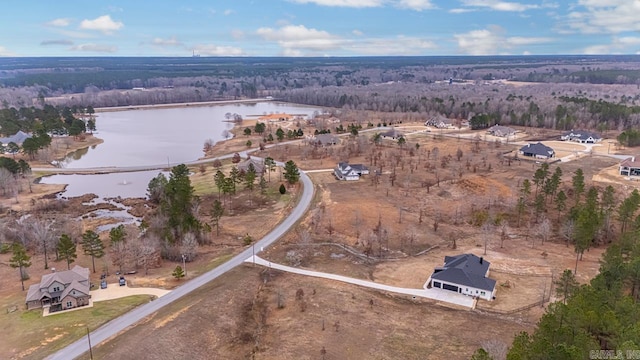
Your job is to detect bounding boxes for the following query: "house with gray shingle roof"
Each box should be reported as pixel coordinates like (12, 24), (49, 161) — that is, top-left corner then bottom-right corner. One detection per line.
(334, 162), (369, 181)
(0, 131), (32, 145)
(237, 157), (265, 174)
(561, 130), (602, 144)
(25, 265), (91, 311)
(487, 125), (516, 138)
(519, 142), (555, 159)
(427, 254), (496, 301)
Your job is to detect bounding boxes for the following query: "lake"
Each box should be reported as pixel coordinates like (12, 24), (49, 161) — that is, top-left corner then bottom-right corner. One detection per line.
(60, 101), (319, 168)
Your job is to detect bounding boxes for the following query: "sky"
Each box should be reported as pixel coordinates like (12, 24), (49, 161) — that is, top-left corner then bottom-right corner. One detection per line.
(0, 0), (639, 57)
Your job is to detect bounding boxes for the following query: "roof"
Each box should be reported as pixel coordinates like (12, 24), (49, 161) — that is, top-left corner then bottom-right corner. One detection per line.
(620, 157), (640, 168)
(60, 279), (90, 299)
(0, 131), (32, 144)
(519, 142), (554, 157)
(26, 265), (90, 302)
(313, 133), (339, 145)
(562, 130), (602, 140)
(487, 125), (515, 135)
(238, 157), (264, 173)
(430, 254), (496, 292)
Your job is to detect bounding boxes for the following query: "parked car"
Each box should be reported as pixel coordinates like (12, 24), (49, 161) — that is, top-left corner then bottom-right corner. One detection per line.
(119, 276), (126, 286)
(100, 280), (107, 289)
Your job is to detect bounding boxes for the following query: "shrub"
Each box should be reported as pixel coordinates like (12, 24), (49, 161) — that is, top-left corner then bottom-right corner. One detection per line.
(279, 184), (286, 194)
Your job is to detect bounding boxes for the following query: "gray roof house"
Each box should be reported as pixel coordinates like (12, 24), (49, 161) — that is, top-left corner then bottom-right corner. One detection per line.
(560, 130), (602, 143)
(0, 130), (32, 145)
(25, 265), (91, 311)
(237, 157), (265, 174)
(334, 162), (369, 181)
(487, 125), (516, 137)
(425, 115), (454, 129)
(519, 142), (555, 159)
(380, 128), (402, 139)
(429, 254), (497, 301)
(310, 133), (339, 146)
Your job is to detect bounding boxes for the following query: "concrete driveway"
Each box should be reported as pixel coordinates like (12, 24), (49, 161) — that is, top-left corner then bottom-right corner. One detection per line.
(90, 283), (171, 302)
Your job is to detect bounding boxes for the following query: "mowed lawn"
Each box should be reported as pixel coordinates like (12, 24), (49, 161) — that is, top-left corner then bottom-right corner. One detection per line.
(0, 294), (152, 360)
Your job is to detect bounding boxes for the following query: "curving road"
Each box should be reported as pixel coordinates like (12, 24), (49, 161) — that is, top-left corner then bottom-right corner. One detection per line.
(45, 168), (314, 360)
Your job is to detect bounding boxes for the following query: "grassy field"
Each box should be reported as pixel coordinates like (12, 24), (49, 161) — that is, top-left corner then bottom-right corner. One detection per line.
(1, 295), (152, 360)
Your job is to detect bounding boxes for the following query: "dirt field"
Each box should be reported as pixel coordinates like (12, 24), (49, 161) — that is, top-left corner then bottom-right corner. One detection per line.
(90, 266), (530, 360)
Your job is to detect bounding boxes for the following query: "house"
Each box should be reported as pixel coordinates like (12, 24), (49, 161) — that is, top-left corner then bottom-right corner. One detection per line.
(0, 130), (32, 145)
(380, 128), (402, 139)
(519, 142), (555, 159)
(257, 113), (294, 123)
(619, 157), (640, 177)
(487, 125), (516, 138)
(25, 265), (91, 311)
(334, 162), (369, 181)
(561, 130), (602, 144)
(425, 115), (455, 129)
(428, 254), (496, 301)
(310, 133), (339, 146)
(237, 157), (265, 174)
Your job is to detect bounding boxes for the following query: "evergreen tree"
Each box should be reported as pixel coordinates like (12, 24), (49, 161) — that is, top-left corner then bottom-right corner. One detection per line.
(555, 269), (579, 304)
(57, 234), (77, 270)
(161, 164), (201, 243)
(245, 164), (257, 191)
(9, 243), (31, 291)
(283, 160), (300, 185)
(210, 200), (224, 236)
(82, 230), (105, 273)
(572, 168), (585, 205)
(172, 265), (185, 280)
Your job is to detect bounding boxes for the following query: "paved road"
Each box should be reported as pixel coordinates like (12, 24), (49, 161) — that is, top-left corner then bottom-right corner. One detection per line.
(245, 255), (477, 309)
(45, 169), (314, 360)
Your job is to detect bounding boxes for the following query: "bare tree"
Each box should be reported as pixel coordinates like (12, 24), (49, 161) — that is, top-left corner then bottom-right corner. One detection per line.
(481, 221), (493, 255)
(135, 236), (161, 275)
(561, 219), (575, 248)
(537, 218), (552, 245)
(180, 232), (199, 261)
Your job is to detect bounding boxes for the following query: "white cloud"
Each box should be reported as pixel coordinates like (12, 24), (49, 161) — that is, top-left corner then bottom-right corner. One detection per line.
(80, 15), (124, 34)
(53, 29), (94, 39)
(257, 24), (435, 55)
(581, 36), (640, 54)
(289, 0), (435, 10)
(523, 50), (532, 55)
(47, 18), (72, 27)
(460, 0), (552, 12)
(0, 46), (15, 56)
(396, 0), (435, 11)
(566, 1), (640, 34)
(352, 29), (363, 36)
(257, 24), (342, 53)
(193, 44), (245, 56)
(454, 26), (552, 55)
(106, 5), (123, 12)
(152, 37), (183, 47)
(289, 0), (383, 7)
(449, 8), (475, 13)
(71, 43), (118, 53)
(223, 9), (235, 15)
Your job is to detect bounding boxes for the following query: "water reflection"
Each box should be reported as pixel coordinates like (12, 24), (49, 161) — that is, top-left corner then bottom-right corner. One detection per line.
(62, 102), (319, 168)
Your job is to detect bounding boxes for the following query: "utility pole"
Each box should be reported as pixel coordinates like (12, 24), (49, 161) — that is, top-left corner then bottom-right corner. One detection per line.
(86, 327), (94, 360)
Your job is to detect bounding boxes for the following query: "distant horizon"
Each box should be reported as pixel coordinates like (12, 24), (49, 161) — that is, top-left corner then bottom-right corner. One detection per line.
(2, 54), (640, 59)
(1, 1), (639, 57)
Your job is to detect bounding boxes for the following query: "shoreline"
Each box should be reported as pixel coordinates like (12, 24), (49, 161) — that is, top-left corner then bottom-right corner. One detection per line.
(95, 98), (279, 113)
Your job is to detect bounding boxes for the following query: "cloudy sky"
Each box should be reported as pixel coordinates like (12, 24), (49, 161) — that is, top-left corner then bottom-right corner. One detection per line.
(0, 0), (639, 57)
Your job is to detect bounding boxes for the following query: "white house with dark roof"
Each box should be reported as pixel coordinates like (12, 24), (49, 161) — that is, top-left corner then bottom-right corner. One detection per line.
(334, 162), (369, 181)
(427, 254), (496, 301)
(25, 265), (91, 311)
(519, 142), (555, 159)
(561, 130), (602, 144)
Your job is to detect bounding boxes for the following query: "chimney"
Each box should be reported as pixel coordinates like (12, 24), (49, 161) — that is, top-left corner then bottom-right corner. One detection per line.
(479, 257), (483, 264)
(51, 267), (56, 273)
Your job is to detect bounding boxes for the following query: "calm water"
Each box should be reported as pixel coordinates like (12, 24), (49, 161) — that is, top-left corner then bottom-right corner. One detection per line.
(61, 102), (319, 168)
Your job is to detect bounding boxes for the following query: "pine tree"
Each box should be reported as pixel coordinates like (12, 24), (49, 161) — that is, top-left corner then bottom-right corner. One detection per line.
(9, 243), (31, 291)
(172, 265), (185, 280)
(82, 230), (105, 273)
(283, 160), (300, 185)
(57, 234), (77, 270)
(210, 200), (224, 236)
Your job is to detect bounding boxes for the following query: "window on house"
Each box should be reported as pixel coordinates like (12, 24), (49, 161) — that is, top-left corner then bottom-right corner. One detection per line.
(53, 287), (60, 292)
(66, 301), (72, 308)
(481, 291), (486, 295)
